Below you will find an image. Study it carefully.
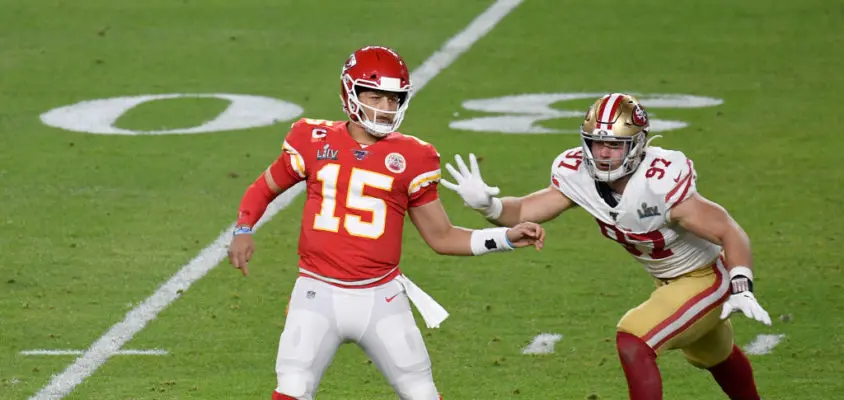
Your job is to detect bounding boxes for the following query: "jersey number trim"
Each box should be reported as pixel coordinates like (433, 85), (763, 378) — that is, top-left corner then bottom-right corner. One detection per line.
(558, 149), (583, 171)
(313, 164), (394, 239)
(596, 219), (674, 260)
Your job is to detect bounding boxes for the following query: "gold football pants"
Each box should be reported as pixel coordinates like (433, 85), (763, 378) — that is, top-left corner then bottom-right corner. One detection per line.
(617, 256), (734, 368)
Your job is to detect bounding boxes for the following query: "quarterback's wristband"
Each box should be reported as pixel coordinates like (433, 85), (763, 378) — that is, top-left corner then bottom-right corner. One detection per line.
(470, 227), (514, 255)
(728, 266), (754, 294)
(483, 197), (503, 220)
(233, 225), (253, 236)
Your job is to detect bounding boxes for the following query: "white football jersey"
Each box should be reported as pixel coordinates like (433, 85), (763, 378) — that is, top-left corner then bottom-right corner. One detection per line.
(550, 146), (721, 279)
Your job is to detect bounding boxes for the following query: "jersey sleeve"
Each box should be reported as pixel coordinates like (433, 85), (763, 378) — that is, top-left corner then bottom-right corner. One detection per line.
(408, 141), (441, 208)
(549, 147), (584, 202)
(266, 119), (312, 185)
(648, 150), (697, 218)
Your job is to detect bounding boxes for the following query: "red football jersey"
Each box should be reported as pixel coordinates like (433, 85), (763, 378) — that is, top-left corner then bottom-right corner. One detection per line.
(272, 118), (441, 283)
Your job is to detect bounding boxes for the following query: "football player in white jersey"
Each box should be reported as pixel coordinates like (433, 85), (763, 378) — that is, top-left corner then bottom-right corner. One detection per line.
(441, 93), (771, 400)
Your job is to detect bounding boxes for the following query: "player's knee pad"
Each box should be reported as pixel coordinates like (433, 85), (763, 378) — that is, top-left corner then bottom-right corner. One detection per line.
(680, 321), (734, 369)
(275, 372), (311, 400)
(683, 355), (710, 369)
(682, 345), (733, 369)
(276, 371), (309, 399)
(394, 377), (439, 400)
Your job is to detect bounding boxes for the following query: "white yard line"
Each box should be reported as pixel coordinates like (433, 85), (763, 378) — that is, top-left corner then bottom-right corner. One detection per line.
(743, 333), (786, 355)
(20, 349), (168, 356)
(28, 1), (524, 399)
(521, 333), (564, 355)
(410, 0), (524, 89)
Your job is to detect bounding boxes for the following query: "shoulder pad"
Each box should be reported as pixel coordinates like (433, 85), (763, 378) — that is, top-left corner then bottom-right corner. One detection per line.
(551, 147), (585, 176)
(399, 133), (440, 157)
(642, 147), (697, 208)
(549, 147), (588, 197)
(551, 147), (585, 179)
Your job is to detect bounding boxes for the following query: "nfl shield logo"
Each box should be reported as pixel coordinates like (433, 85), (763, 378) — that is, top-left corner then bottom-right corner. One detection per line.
(353, 149), (369, 160)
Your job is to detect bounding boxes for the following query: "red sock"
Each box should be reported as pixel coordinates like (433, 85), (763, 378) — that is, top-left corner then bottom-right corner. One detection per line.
(707, 345), (761, 400)
(617, 331), (662, 400)
(272, 391), (297, 400)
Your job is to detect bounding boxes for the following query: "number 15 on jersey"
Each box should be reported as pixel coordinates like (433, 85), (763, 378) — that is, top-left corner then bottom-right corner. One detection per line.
(313, 163), (394, 239)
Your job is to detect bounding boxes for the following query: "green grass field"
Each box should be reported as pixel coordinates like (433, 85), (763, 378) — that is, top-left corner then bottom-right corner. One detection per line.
(2, 0), (843, 399)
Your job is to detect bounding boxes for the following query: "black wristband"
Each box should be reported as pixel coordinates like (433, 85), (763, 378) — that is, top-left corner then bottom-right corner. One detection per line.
(729, 275), (753, 294)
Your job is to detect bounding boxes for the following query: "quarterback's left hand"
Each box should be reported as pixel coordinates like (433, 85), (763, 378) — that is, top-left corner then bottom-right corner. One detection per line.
(719, 267), (772, 326)
(506, 221), (545, 251)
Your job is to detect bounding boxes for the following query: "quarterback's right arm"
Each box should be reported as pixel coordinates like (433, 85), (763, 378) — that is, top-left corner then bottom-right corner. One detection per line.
(229, 122), (309, 275)
(235, 132), (307, 230)
(440, 153), (574, 227)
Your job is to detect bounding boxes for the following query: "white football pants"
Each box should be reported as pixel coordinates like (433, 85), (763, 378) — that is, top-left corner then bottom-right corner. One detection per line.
(274, 276), (439, 400)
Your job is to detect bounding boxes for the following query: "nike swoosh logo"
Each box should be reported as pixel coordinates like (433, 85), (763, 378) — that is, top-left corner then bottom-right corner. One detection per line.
(673, 171), (683, 183)
(385, 294), (400, 303)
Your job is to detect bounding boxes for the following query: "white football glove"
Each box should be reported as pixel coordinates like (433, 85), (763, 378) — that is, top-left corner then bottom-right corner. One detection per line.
(720, 267), (772, 326)
(440, 153), (502, 219)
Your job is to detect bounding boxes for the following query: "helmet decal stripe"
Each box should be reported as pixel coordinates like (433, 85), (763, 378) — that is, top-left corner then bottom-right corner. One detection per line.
(605, 94), (624, 129)
(598, 93), (623, 130)
(596, 95), (612, 130)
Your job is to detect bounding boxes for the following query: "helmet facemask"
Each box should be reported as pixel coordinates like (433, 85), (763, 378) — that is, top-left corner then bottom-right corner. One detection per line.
(580, 130), (647, 182)
(342, 75), (412, 137)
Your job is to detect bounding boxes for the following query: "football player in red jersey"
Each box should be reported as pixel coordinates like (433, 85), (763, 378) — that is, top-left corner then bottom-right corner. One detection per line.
(227, 45), (545, 400)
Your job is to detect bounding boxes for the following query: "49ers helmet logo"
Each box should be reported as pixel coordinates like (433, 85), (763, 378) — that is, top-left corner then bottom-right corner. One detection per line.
(632, 104), (649, 127)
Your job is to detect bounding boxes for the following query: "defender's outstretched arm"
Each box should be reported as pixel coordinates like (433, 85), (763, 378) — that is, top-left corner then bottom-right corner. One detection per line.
(408, 199), (545, 256)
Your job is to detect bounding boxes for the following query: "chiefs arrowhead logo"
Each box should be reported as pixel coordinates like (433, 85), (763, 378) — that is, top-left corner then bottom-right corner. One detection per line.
(342, 53), (357, 73)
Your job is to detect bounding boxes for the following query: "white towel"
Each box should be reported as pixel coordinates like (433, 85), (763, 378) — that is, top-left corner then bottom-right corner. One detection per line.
(394, 275), (449, 328)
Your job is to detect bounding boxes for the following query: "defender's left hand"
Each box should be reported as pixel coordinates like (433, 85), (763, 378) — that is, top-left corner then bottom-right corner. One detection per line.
(719, 269), (771, 326)
(440, 153), (499, 212)
(720, 292), (771, 325)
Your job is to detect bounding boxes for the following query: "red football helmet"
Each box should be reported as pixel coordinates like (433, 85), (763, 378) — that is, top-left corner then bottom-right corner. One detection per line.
(340, 46), (413, 136)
